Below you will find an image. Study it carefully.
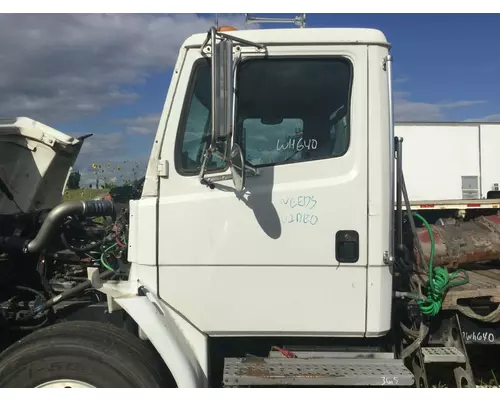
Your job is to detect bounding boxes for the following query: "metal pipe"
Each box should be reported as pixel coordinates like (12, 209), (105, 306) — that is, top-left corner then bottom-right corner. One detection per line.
(248, 17), (296, 23)
(35, 269), (115, 313)
(245, 14), (306, 28)
(478, 124), (483, 198)
(25, 200), (115, 253)
(211, 26), (218, 148)
(401, 173), (428, 273)
(396, 137), (404, 252)
(221, 39), (233, 139)
(386, 55), (395, 266)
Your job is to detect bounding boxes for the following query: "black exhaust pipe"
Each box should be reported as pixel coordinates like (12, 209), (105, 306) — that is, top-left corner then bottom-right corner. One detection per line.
(25, 200), (115, 253)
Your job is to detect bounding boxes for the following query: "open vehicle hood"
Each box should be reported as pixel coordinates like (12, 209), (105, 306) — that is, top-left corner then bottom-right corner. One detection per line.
(0, 117), (83, 214)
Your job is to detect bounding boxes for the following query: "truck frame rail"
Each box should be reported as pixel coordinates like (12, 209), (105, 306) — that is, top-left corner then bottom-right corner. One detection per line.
(398, 199), (500, 211)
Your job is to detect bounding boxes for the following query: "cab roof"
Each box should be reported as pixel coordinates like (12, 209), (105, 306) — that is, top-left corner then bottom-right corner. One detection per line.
(182, 27), (390, 48)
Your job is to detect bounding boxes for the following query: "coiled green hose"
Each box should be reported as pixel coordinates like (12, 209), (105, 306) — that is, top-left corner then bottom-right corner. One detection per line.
(412, 213), (469, 316)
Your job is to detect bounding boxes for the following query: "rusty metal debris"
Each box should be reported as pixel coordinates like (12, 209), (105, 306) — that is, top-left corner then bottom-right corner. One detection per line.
(414, 215), (500, 269)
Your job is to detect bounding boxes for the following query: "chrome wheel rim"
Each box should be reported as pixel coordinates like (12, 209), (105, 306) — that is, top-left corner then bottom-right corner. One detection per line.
(36, 379), (95, 388)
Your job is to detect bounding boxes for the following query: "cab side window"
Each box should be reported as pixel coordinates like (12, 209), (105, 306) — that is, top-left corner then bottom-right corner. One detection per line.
(242, 118), (305, 166)
(235, 57), (352, 168)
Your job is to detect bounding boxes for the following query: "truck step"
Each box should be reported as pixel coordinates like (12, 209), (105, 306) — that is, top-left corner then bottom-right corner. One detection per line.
(421, 347), (466, 364)
(269, 350), (395, 360)
(223, 356), (414, 387)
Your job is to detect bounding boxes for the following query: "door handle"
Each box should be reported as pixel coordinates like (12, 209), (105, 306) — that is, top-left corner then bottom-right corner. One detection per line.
(335, 230), (359, 263)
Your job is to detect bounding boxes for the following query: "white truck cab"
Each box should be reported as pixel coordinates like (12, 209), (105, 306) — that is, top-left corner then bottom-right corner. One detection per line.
(108, 25), (396, 386)
(133, 26), (393, 334)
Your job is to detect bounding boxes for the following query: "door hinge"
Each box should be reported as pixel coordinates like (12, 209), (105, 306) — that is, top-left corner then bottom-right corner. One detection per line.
(157, 159), (169, 178)
(383, 251), (394, 266)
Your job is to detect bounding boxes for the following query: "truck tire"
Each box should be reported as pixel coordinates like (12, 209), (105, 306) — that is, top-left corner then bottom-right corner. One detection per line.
(0, 321), (173, 388)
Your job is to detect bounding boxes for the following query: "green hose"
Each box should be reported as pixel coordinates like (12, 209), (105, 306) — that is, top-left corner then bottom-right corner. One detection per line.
(100, 242), (118, 272)
(411, 213), (469, 316)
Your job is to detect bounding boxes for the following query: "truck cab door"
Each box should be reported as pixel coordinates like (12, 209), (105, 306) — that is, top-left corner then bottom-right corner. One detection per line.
(157, 46), (369, 336)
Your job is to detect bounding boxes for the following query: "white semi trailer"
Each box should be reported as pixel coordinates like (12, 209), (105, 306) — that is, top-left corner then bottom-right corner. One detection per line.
(395, 122), (500, 202)
(2, 17), (500, 388)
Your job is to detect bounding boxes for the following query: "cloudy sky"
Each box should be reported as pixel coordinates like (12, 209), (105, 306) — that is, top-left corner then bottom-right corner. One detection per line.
(2, 13), (499, 185)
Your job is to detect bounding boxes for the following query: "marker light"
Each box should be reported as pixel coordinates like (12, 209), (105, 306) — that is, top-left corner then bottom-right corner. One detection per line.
(217, 26), (237, 32)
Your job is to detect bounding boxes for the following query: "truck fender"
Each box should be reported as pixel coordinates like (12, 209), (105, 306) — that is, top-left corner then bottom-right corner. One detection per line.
(115, 293), (207, 388)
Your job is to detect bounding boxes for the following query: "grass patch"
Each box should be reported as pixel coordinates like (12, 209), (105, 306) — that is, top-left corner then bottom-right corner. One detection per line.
(430, 347), (500, 387)
(476, 370), (499, 388)
(64, 188), (108, 202)
(470, 347), (500, 388)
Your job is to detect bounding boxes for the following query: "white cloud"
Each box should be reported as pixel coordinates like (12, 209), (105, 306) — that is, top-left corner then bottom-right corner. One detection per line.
(117, 113), (161, 135)
(394, 91), (486, 122)
(0, 13), (251, 124)
(79, 132), (126, 158)
(463, 114), (500, 122)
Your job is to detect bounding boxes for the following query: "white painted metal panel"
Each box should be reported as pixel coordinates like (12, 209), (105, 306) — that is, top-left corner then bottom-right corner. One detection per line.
(479, 124), (500, 197)
(365, 45), (392, 337)
(157, 45), (370, 336)
(0, 117), (82, 214)
(394, 124), (480, 201)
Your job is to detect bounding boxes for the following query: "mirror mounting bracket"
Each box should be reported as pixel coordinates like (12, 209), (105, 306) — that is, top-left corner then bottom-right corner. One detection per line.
(198, 142), (260, 190)
(200, 28), (266, 56)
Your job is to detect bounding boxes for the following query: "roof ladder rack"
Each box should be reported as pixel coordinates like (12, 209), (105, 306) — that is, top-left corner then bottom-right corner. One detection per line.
(245, 13), (307, 28)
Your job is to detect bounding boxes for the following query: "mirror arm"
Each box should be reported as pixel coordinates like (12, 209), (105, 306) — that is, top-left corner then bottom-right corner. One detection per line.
(216, 31), (266, 50)
(200, 27), (266, 54)
(198, 143), (215, 189)
(200, 29), (211, 53)
(244, 163), (260, 176)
